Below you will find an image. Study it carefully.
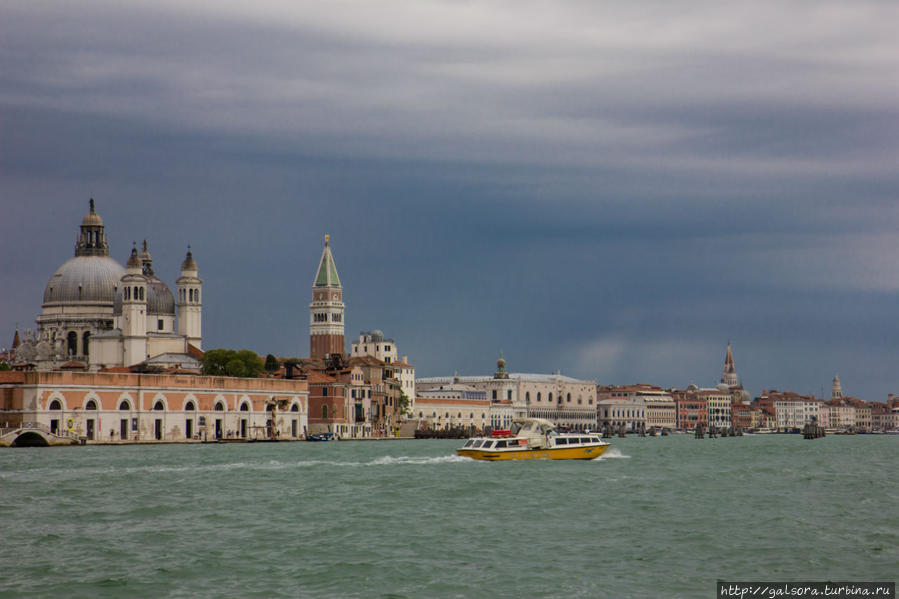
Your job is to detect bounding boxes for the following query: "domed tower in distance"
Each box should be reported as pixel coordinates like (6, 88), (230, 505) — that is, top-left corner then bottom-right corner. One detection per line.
(721, 343), (738, 387)
(309, 235), (345, 360)
(119, 244), (149, 365)
(36, 199), (126, 363)
(176, 246), (203, 349)
(831, 373), (843, 400)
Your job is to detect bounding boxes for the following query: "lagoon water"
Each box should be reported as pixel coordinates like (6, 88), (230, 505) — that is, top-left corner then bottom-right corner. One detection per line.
(1, 435), (896, 598)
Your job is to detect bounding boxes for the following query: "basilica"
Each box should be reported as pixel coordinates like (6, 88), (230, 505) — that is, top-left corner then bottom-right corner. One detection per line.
(14, 200), (203, 371)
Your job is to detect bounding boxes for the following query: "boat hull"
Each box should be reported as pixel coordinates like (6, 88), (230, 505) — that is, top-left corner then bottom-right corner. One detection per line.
(457, 444), (609, 461)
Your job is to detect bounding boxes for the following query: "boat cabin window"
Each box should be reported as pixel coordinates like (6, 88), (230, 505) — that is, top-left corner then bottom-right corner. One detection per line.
(494, 440), (507, 448)
(482, 441), (495, 449)
(590, 437), (600, 443)
(463, 440), (474, 448)
(580, 437), (591, 444)
(472, 440), (484, 448)
(555, 438), (568, 445)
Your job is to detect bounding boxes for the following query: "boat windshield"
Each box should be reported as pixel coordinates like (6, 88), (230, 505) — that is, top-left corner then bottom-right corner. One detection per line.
(510, 422), (522, 435)
(463, 439), (474, 448)
(555, 438), (568, 445)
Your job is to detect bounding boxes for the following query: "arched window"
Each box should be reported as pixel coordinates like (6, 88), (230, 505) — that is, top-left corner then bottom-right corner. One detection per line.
(85, 400), (98, 410)
(67, 332), (78, 356)
(567, 393), (571, 403)
(153, 401), (165, 411)
(214, 402), (224, 411)
(139, 287), (144, 300)
(240, 403), (250, 412)
(49, 400), (62, 410)
(119, 400), (130, 410)
(537, 392), (541, 402)
(185, 401), (196, 411)
(322, 405), (329, 419)
(195, 289), (200, 303)
(548, 393), (553, 403)
(125, 287), (130, 300)
(83, 332), (91, 358)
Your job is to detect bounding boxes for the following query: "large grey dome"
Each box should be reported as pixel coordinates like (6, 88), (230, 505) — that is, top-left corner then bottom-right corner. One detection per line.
(113, 275), (176, 316)
(43, 256), (126, 306)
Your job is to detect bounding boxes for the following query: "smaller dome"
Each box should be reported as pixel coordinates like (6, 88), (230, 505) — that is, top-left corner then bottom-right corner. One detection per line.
(716, 383), (730, 392)
(126, 246), (141, 269)
(81, 199), (103, 226)
(497, 357), (506, 369)
(181, 248), (198, 271)
(113, 275), (176, 316)
(146, 277), (175, 315)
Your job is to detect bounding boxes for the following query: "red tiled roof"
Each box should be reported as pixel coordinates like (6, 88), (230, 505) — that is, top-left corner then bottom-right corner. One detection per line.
(60, 361), (87, 370)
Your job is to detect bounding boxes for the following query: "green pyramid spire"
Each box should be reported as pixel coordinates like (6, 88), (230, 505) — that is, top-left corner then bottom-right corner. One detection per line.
(314, 234), (341, 288)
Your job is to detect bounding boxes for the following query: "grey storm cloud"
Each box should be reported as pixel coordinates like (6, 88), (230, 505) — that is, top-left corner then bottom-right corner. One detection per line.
(1, 0), (897, 400)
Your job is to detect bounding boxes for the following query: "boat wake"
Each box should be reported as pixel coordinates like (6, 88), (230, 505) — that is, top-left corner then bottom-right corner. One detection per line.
(598, 447), (630, 459)
(367, 455), (470, 466)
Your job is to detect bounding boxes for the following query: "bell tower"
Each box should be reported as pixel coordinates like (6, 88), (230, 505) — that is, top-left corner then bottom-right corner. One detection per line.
(120, 245), (148, 365)
(309, 235), (345, 360)
(177, 246), (203, 349)
(721, 342), (738, 387)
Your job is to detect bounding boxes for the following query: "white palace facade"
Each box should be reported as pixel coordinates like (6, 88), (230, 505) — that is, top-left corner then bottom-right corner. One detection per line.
(416, 356), (597, 431)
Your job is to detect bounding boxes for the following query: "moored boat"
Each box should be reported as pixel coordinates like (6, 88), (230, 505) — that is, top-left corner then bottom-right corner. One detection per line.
(457, 417), (609, 461)
(306, 432), (339, 442)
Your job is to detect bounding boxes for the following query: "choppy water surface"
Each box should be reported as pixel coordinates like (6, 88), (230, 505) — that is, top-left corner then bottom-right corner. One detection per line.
(1, 435), (896, 598)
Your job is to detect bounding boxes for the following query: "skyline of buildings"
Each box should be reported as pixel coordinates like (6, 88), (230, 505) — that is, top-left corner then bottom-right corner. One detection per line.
(1, 201), (893, 410)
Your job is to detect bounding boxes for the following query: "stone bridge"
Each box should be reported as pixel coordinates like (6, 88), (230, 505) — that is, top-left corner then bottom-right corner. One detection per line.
(0, 423), (80, 447)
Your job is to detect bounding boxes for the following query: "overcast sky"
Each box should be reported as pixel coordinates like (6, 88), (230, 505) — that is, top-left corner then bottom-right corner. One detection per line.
(1, 1), (897, 400)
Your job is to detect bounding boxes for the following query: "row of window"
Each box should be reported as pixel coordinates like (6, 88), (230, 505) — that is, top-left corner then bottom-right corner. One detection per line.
(178, 288), (200, 303)
(47, 398), (301, 412)
(123, 286), (145, 301)
(313, 312), (342, 322)
(520, 391), (593, 405)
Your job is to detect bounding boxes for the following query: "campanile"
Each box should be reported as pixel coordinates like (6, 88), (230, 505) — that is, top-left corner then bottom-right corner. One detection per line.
(309, 235), (345, 359)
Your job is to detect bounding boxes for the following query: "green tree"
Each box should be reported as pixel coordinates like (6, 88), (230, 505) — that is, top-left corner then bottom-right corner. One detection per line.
(202, 348), (264, 378)
(398, 391), (411, 416)
(264, 354), (279, 373)
(0, 362), (9, 371)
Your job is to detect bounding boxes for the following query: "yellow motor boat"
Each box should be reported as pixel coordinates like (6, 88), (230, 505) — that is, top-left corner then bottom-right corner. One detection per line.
(457, 417), (610, 461)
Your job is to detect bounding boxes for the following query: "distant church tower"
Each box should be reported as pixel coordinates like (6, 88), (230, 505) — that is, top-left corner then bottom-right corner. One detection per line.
(831, 373), (842, 400)
(120, 245), (148, 366)
(309, 235), (345, 359)
(176, 247), (203, 349)
(721, 343), (738, 387)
